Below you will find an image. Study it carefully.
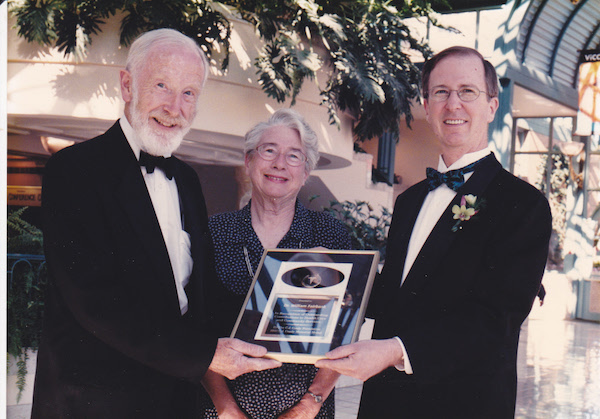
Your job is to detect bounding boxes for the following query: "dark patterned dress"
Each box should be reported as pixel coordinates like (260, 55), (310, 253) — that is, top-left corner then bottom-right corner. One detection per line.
(201, 201), (352, 419)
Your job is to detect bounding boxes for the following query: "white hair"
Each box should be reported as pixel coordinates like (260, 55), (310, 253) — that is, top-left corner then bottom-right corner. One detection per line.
(125, 28), (210, 88)
(244, 109), (320, 171)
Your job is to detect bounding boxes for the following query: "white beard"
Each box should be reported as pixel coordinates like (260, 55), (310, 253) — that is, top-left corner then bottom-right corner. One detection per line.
(129, 93), (192, 157)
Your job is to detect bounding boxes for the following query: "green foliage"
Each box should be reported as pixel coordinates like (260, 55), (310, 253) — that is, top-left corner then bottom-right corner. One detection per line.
(120, 0), (232, 70)
(324, 200), (391, 260)
(7, 206), (44, 254)
(9, 0), (231, 67)
(236, 0), (435, 141)
(321, 1), (433, 141)
(7, 207), (47, 401)
(10, 0), (57, 46)
(9, 0), (441, 142)
(256, 39), (298, 103)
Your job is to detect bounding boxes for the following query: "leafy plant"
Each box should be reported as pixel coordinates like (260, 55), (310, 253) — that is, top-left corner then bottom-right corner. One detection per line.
(9, 0), (443, 142)
(10, 0), (231, 66)
(7, 207), (46, 401)
(7, 206), (44, 254)
(324, 200), (391, 260)
(244, 0), (435, 141)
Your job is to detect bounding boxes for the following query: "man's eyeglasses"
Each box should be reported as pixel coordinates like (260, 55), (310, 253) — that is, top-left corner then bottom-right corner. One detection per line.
(428, 86), (490, 102)
(254, 143), (307, 167)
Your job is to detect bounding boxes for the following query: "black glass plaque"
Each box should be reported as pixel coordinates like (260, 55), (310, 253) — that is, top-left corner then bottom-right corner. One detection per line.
(231, 249), (379, 363)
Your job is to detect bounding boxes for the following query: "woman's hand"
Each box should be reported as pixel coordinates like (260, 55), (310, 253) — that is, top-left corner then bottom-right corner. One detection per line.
(216, 403), (249, 419)
(202, 369), (248, 419)
(277, 394), (321, 419)
(278, 366), (340, 418)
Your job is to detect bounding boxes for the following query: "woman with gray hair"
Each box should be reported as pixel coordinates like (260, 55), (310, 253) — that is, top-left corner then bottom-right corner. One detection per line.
(201, 109), (352, 418)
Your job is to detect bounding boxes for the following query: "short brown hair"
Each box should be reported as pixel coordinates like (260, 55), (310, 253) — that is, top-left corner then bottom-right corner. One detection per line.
(422, 46), (499, 100)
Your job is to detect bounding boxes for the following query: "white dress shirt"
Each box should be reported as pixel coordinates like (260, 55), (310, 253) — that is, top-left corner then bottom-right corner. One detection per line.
(394, 147), (491, 374)
(120, 117), (193, 315)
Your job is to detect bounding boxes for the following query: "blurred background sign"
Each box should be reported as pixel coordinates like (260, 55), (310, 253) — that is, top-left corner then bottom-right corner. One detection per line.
(576, 49), (600, 135)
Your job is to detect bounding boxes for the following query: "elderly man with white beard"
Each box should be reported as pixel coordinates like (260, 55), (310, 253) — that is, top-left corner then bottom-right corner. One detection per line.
(31, 28), (281, 419)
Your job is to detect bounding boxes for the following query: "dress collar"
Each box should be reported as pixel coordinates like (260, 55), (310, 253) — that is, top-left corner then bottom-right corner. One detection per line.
(231, 200), (309, 247)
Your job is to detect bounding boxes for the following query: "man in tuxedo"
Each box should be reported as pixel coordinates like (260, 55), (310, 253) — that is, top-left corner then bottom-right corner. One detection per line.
(32, 28), (280, 418)
(316, 46), (552, 418)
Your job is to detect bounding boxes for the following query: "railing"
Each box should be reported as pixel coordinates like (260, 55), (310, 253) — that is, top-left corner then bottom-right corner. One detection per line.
(7, 253), (47, 289)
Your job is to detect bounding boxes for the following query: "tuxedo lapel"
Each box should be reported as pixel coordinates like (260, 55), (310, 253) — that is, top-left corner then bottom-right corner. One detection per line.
(173, 161), (208, 318)
(107, 126), (179, 310)
(116, 164), (173, 276)
(386, 183), (429, 289)
(373, 182), (429, 314)
(174, 162), (195, 235)
(400, 154), (502, 295)
(399, 195), (461, 295)
(456, 154), (502, 199)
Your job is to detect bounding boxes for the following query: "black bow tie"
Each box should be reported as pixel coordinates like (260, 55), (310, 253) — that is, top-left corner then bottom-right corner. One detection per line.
(139, 151), (175, 180)
(426, 155), (488, 191)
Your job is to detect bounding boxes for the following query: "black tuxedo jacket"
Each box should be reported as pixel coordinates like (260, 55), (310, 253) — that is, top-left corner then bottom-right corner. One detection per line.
(359, 154), (552, 419)
(32, 122), (220, 418)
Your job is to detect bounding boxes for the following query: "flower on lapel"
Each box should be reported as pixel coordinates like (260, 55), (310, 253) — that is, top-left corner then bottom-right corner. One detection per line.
(451, 194), (485, 232)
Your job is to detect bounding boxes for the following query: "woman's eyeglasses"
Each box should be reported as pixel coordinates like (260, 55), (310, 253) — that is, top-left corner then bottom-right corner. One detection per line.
(254, 144), (307, 167)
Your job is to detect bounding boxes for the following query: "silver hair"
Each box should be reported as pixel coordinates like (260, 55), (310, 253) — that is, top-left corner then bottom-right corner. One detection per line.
(244, 108), (320, 172)
(125, 28), (210, 88)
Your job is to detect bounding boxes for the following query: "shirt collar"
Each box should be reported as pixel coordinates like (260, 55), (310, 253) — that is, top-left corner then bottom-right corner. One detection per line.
(119, 116), (141, 160)
(438, 147), (491, 172)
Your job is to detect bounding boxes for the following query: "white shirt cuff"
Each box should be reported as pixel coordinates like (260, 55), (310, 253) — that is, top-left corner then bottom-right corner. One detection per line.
(393, 337), (413, 374)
